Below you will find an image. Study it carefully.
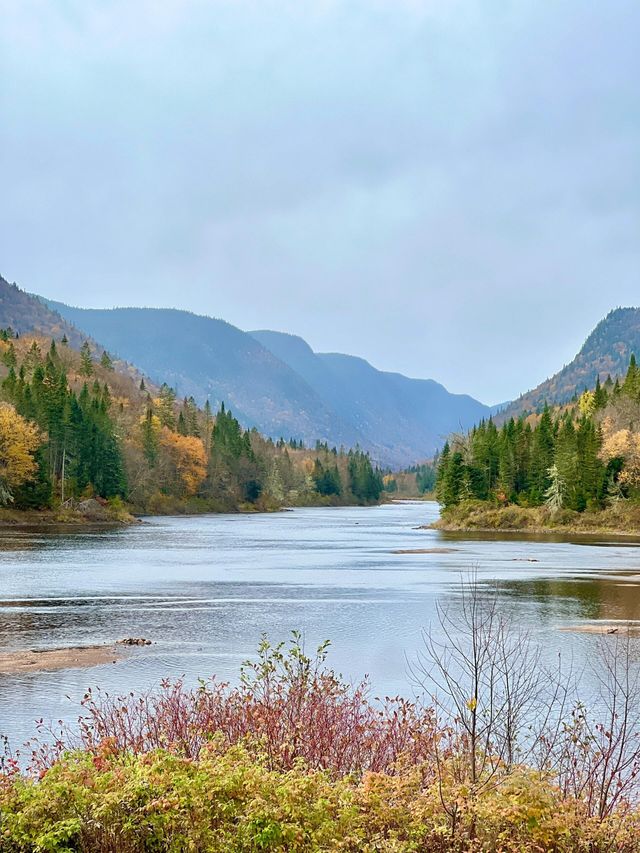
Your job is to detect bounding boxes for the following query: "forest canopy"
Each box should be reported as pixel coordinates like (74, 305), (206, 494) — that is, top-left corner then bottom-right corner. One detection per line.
(436, 357), (640, 514)
(0, 331), (383, 514)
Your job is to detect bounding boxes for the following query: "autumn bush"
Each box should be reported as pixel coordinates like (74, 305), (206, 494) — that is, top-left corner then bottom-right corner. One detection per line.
(4, 743), (640, 853)
(3, 605), (640, 851)
(25, 633), (436, 778)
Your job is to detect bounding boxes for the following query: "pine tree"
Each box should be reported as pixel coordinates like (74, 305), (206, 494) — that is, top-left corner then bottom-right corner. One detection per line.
(623, 354), (640, 399)
(79, 342), (94, 377)
(436, 448), (465, 508)
(157, 384), (176, 429)
(529, 407), (555, 504)
(141, 407), (159, 466)
(594, 376), (607, 409)
(2, 342), (16, 369)
(100, 350), (114, 371)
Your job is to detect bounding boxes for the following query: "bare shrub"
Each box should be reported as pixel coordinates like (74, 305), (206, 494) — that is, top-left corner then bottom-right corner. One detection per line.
(411, 570), (640, 844)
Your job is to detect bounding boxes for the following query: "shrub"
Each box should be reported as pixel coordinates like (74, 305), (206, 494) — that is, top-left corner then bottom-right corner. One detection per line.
(27, 633), (437, 779)
(4, 601), (640, 851)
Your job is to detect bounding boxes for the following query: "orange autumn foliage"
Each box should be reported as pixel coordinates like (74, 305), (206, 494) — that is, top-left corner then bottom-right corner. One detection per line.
(0, 402), (43, 503)
(158, 427), (206, 496)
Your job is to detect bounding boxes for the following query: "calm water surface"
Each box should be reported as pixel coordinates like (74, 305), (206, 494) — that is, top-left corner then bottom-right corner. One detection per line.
(2, 500), (640, 747)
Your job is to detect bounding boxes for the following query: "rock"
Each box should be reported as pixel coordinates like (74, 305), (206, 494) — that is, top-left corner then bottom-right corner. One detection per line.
(117, 637), (152, 646)
(77, 499), (109, 520)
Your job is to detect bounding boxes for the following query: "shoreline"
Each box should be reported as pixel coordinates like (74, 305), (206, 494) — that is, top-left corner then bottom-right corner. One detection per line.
(0, 498), (389, 530)
(430, 521), (640, 538)
(0, 507), (140, 531)
(0, 645), (124, 675)
(430, 501), (640, 539)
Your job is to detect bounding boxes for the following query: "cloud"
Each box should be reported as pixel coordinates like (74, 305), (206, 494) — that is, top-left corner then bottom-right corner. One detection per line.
(1, 0), (638, 403)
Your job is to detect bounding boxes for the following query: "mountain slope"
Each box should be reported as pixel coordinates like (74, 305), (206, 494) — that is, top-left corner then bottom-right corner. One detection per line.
(251, 330), (491, 464)
(0, 275), (85, 347)
(0, 278), (490, 466)
(46, 305), (491, 466)
(42, 302), (362, 450)
(503, 308), (640, 418)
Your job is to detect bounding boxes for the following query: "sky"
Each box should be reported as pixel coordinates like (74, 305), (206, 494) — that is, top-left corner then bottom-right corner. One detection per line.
(1, 0), (639, 405)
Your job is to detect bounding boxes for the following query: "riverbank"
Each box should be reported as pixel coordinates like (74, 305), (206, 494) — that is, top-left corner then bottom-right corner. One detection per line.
(139, 492), (386, 516)
(0, 501), (138, 529)
(0, 488), (391, 528)
(431, 500), (640, 535)
(0, 644), (123, 675)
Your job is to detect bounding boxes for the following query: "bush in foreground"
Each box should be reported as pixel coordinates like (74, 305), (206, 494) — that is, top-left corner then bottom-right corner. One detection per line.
(3, 585), (640, 852)
(3, 743), (640, 852)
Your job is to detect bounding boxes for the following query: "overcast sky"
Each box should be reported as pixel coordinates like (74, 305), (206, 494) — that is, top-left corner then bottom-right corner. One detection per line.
(1, 0), (638, 404)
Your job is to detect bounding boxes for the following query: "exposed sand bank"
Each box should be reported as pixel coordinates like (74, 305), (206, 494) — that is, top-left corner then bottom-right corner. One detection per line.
(391, 547), (460, 554)
(0, 645), (124, 675)
(559, 624), (640, 636)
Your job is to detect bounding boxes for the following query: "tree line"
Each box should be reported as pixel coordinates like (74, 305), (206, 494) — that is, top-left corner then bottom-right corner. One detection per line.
(436, 356), (640, 512)
(0, 331), (383, 512)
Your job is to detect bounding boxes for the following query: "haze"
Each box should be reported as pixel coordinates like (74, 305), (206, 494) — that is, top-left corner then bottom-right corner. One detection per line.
(1, 0), (638, 405)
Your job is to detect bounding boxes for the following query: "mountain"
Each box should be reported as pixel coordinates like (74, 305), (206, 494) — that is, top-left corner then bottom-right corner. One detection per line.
(502, 307), (640, 418)
(43, 303), (491, 466)
(251, 330), (491, 465)
(41, 302), (363, 452)
(0, 275), (491, 466)
(0, 275), (85, 347)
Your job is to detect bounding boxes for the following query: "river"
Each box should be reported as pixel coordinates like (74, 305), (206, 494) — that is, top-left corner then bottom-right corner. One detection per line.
(1, 500), (640, 749)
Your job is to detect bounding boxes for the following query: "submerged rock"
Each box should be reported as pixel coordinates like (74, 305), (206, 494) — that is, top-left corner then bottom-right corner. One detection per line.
(117, 637), (152, 646)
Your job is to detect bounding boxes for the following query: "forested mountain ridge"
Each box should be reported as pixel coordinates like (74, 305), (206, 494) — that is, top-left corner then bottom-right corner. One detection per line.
(33, 297), (491, 467)
(0, 275), (84, 348)
(0, 275), (146, 388)
(252, 330), (490, 467)
(501, 308), (640, 418)
(0, 327), (384, 516)
(43, 301), (361, 454)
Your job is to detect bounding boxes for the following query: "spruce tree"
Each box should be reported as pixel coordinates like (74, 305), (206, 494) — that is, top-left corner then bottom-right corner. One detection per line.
(100, 350), (114, 371)
(79, 342), (94, 377)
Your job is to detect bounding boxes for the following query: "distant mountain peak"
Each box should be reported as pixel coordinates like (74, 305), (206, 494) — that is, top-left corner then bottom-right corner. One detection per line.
(503, 306), (640, 418)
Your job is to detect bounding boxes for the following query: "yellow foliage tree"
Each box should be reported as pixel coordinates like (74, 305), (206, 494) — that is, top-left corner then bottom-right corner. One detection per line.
(158, 428), (207, 496)
(578, 389), (596, 417)
(599, 418), (640, 489)
(0, 403), (43, 505)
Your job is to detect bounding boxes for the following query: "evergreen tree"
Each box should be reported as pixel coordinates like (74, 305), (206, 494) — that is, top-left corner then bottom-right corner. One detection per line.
(544, 464), (564, 512)
(313, 459), (342, 496)
(79, 342), (94, 377)
(141, 407), (159, 466)
(157, 384), (176, 429)
(100, 350), (114, 371)
(2, 342), (16, 369)
(529, 407), (554, 504)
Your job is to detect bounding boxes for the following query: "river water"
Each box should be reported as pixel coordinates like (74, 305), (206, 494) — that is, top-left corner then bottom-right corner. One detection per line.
(1, 500), (640, 749)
